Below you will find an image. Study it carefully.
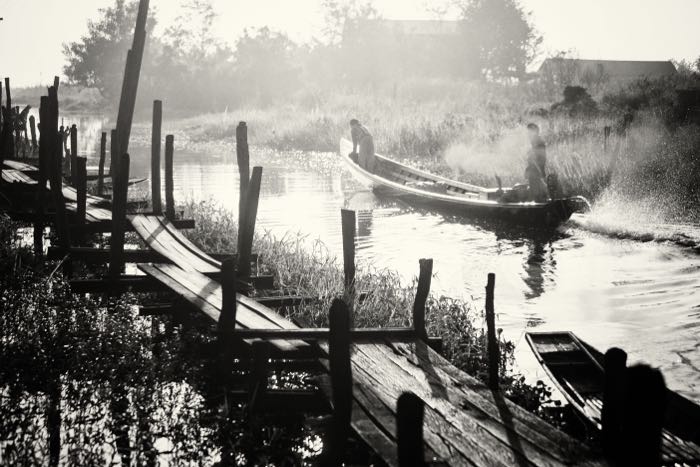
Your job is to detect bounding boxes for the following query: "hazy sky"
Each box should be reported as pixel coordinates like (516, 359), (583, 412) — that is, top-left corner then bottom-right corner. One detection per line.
(1, 0), (699, 86)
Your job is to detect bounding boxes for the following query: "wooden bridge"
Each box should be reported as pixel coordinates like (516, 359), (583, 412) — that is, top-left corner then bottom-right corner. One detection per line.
(1, 0), (698, 463)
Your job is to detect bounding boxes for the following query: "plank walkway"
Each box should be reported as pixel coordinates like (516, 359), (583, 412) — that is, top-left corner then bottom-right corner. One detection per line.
(3, 160), (37, 172)
(130, 214), (220, 274)
(320, 339), (606, 467)
(1, 169), (37, 185)
(138, 263), (307, 353)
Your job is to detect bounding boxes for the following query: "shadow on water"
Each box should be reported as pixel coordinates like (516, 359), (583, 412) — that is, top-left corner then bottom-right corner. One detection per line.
(0, 278), (322, 465)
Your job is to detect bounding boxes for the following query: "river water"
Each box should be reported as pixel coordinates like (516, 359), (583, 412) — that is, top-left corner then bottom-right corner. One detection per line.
(75, 115), (700, 404)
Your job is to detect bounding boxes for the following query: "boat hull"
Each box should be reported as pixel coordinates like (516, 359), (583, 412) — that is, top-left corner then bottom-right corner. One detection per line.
(339, 138), (587, 226)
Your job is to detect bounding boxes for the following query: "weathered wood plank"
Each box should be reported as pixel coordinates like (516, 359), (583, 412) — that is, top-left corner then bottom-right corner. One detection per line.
(130, 214), (220, 273)
(138, 263), (307, 352)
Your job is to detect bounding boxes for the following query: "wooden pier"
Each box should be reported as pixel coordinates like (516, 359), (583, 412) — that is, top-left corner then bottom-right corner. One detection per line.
(1, 0), (699, 464)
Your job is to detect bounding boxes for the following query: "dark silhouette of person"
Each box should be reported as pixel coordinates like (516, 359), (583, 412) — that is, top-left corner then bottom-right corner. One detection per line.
(525, 123), (549, 202)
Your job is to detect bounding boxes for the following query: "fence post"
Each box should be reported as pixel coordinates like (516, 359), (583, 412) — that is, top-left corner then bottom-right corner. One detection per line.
(602, 347), (627, 461)
(398, 392), (426, 467)
(165, 134), (175, 220)
(485, 273), (499, 391)
(219, 258), (237, 334)
(248, 340), (270, 416)
(151, 100), (162, 215)
(622, 365), (666, 467)
(97, 132), (107, 196)
(413, 259), (433, 341)
(108, 153), (130, 282)
(236, 121), (250, 256)
(70, 124), (78, 185)
(29, 115), (37, 150)
(238, 166), (262, 279)
(325, 298), (352, 464)
(76, 157), (87, 243)
(341, 209), (356, 313)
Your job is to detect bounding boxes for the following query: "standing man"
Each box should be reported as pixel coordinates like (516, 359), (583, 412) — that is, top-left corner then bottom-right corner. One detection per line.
(525, 123), (549, 202)
(349, 119), (377, 174)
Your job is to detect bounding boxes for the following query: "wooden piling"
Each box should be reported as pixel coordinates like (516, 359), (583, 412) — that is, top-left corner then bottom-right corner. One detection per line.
(602, 347), (627, 460)
(2, 77), (13, 158)
(485, 273), (499, 391)
(325, 298), (352, 464)
(341, 209), (356, 311)
(29, 115), (37, 150)
(108, 153), (130, 282)
(109, 129), (117, 179)
(151, 100), (162, 215)
(76, 157), (87, 242)
(97, 132), (107, 195)
(236, 121), (250, 257)
(46, 84), (71, 261)
(238, 166), (262, 278)
(397, 392), (426, 467)
(622, 365), (666, 467)
(219, 258), (237, 334)
(164, 134), (174, 219)
(413, 258), (433, 341)
(33, 96), (49, 257)
(70, 124), (78, 185)
(248, 340), (270, 415)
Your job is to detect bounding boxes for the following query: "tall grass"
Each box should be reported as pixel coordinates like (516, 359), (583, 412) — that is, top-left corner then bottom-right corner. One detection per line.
(183, 200), (557, 415)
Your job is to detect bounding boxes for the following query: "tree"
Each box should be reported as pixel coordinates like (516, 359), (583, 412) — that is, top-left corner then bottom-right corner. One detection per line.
(233, 27), (301, 105)
(320, 0), (379, 46)
(62, 0), (156, 100)
(454, 0), (541, 80)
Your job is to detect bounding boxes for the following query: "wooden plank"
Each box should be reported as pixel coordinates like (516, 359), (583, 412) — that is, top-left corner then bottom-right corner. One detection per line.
(3, 159), (37, 172)
(357, 341), (604, 465)
(138, 263), (306, 352)
(230, 328), (416, 339)
(129, 214), (220, 273)
(1, 169), (36, 185)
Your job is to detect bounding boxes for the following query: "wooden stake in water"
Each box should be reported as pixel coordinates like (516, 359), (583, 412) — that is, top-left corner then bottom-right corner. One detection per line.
(164, 134), (175, 219)
(398, 392), (426, 467)
(109, 153), (130, 282)
(325, 298), (352, 464)
(97, 132), (107, 195)
(238, 166), (262, 278)
(485, 273), (499, 391)
(341, 209), (356, 312)
(151, 100), (162, 215)
(413, 258), (433, 341)
(236, 121), (250, 255)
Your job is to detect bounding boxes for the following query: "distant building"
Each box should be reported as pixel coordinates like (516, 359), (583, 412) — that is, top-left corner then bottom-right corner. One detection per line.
(538, 59), (677, 82)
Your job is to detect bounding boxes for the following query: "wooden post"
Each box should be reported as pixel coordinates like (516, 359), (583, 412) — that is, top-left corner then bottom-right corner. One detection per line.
(97, 132), (107, 196)
(109, 129), (117, 180)
(602, 347), (627, 461)
(29, 115), (37, 150)
(46, 84), (71, 262)
(325, 298), (352, 464)
(76, 157), (87, 242)
(219, 258), (237, 334)
(2, 77), (13, 158)
(485, 273), (499, 391)
(164, 134), (175, 219)
(108, 153), (130, 282)
(34, 96), (49, 257)
(621, 365), (666, 467)
(341, 209), (356, 311)
(248, 340), (270, 415)
(238, 166), (262, 278)
(236, 121), (250, 256)
(151, 100), (162, 215)
(70, 124), (78, 185)
(413, 258), (433, 341)
(397, 392), (426, 467)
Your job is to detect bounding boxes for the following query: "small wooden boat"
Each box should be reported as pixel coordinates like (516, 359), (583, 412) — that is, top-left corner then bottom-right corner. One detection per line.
(339, 138), (589, 225)
(526, 331), (700, 464)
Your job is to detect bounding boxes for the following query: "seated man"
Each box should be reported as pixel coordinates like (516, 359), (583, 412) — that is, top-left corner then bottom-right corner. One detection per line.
(349, 119), (377, 174)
